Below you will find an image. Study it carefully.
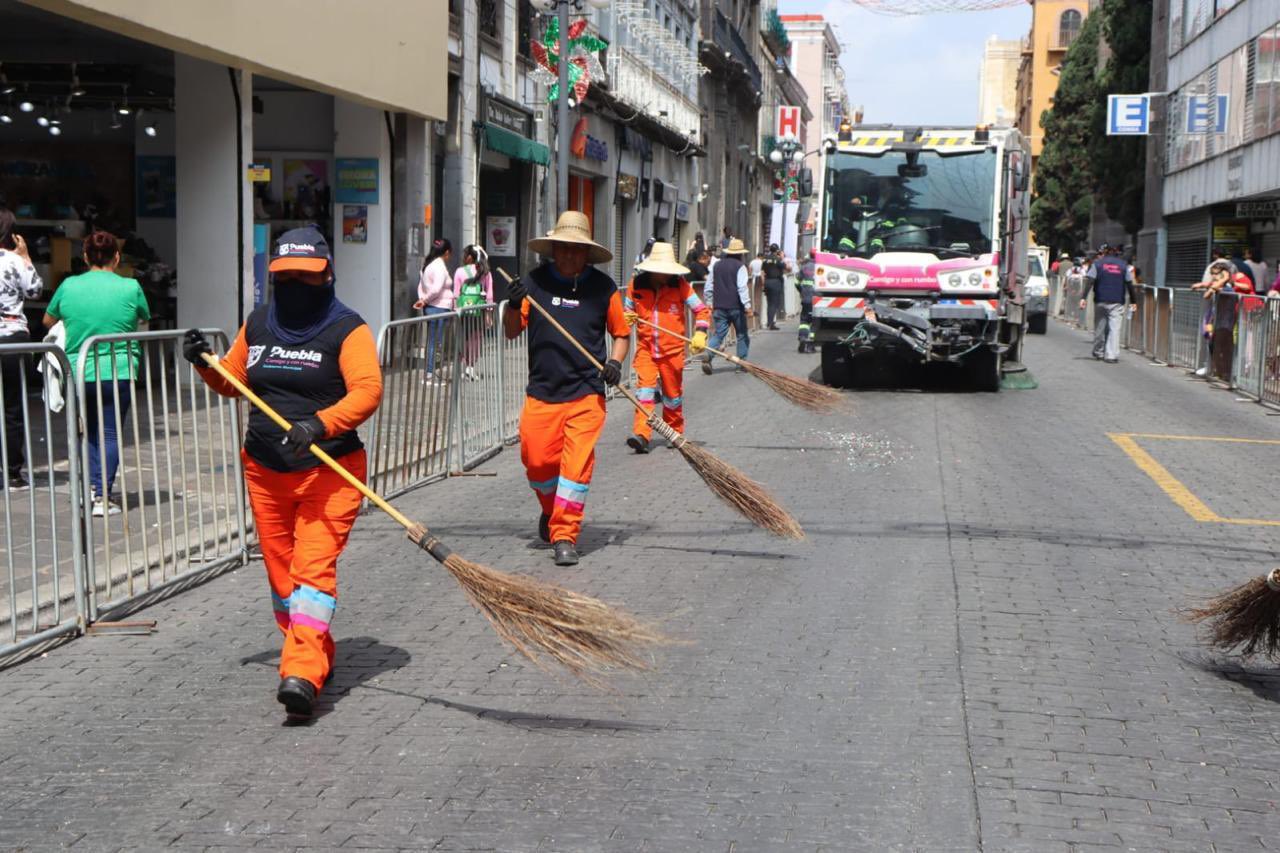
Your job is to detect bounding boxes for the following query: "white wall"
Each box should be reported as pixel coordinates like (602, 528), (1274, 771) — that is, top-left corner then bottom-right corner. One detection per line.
(175, 56), (251, 337)
(332, 98), (391, 332)
(254, 90), (334, 151)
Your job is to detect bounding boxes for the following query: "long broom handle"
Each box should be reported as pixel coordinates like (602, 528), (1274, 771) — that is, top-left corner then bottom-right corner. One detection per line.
(498, 269), (652, 418)
(197, 352), (418, 533)
(632, 315), (739, 362)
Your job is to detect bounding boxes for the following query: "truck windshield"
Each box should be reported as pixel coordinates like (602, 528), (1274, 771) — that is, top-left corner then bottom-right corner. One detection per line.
(1029, 256), (1045, 277)
(822, 149), (996, 258)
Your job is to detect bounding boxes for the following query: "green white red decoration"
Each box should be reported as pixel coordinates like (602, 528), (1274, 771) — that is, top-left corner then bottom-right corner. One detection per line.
(530, 17), (607, 104)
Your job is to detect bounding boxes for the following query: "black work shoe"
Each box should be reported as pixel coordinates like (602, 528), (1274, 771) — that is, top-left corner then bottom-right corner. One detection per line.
(701, 358), (713, 376)
(626, 434), (650, 454)
(1104, 358), (1118, 364)
(6, 473), (29, 492)
(277, 676), (317, 718)
(552, 541), (579, 566)
(797, 342), (806, 353)
(538, 512), (551, 543)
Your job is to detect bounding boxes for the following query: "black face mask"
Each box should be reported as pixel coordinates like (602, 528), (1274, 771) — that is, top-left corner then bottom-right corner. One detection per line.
(272, 277), (335, 329)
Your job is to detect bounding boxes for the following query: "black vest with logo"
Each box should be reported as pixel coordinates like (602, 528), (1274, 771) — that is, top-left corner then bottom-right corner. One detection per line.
(762, 254), (786, 281)
(712, 257), (745, 311)
(1091, 254), (1128, 303)
(524, 263), (617, 403)
(242, 306), (367, 472)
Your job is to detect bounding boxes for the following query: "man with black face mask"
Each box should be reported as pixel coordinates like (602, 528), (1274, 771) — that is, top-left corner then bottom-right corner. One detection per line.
(182, 227), (383, 721)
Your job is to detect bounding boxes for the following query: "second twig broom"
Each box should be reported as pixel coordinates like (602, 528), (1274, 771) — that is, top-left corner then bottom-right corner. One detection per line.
(500, 270), (803, 540)
(1184, 568), (1280, 659)
(198, 352), (667, 687)
(632, 315), (849, 415)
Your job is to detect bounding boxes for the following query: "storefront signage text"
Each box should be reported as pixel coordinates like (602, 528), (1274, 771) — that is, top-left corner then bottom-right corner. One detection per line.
(335, 158), (379, 205)
(1236, 200), (1280, 219)
(484, 94), (533, 138)
(571, 118), (609, 163)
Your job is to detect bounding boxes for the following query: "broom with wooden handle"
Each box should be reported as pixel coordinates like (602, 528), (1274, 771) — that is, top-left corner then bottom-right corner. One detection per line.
(1185, 568), (1280, 659)
(499, 271), (803, 540)
(631, 315), (848, 414)
(197, 351), (667, 686)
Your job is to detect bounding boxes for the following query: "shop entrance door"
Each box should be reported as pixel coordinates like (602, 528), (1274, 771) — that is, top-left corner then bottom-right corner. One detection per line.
(479, 166), (523, 297)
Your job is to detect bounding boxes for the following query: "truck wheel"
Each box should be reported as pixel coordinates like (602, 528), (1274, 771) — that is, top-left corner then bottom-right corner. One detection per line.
(820, 343), (852, 388)
(968, 347), (1002, 392)
(1027, 313), (1047, 335)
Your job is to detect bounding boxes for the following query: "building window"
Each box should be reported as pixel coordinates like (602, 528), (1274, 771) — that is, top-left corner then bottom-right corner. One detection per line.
(479, 0), (500, 41)
(1057, 10), (1082, 48)
(518, 0), (536, 58)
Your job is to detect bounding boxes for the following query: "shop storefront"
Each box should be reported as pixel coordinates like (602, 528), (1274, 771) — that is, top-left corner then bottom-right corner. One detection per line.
(477, 91), (547, 290)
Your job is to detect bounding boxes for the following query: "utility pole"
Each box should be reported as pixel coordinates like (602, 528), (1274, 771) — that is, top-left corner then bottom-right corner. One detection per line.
(556, 0), (570, 213)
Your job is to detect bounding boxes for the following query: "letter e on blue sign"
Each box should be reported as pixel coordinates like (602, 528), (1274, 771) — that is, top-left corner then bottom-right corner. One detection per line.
(1107, 94), (1150, 135)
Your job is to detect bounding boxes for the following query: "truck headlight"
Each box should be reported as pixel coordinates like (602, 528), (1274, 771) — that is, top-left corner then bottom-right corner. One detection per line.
(847, 273), (861, 288)
(968, 272), (982, 287)
(826, 269), (842, 285)
(947, 274), (962, 288)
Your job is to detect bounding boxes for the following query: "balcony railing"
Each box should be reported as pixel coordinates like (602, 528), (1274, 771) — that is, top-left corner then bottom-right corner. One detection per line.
(713, 8), (762, 92)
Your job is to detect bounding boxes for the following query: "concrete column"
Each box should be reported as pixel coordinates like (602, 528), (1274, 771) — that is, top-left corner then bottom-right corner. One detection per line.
(332, 99), (392, 332)
(394, 113), (429, 320)
(444, 0), (480, 250)
(175, 56), (252, 337)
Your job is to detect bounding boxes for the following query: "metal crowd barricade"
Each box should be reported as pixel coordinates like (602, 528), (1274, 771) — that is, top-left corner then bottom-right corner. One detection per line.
(498, 301), (528, 442)
(453, 304), (505, 471)
(1232, 294), (1268, 399)
(1259, 297), (1280, 407)
(0, 342), (86, 659)
(1169, 288), (1208, 371)
(367, 309), (462, 499)
(74, 330), (249, 621)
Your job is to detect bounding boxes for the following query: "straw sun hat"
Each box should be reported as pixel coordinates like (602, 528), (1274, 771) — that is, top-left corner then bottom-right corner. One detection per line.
(528, 211), (614, 265)
(635, 242), (689, 276)
(722, 237), (749, 256)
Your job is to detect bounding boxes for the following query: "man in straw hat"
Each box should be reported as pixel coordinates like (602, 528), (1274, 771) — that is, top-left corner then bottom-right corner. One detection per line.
(503, 211), (631, 567)
(700, 236), (754, 374)
(621, 241), (710, 454)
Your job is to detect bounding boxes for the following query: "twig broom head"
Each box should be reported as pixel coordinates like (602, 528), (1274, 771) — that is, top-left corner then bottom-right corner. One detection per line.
(649, 419), (805, 540)
(1184, 568), (1280, 659)
(732, 358), (851, 415)
(408, 524), (670, 685)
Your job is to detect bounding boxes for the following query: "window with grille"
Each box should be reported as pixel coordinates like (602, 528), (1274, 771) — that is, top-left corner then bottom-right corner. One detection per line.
(518, 0), (537, 58)
(1057, 10), (1082, 49)
(479, 0), (500, 40)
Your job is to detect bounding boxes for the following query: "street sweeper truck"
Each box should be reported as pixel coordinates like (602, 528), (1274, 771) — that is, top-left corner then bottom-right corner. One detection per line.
(810, 124), (1032, 391)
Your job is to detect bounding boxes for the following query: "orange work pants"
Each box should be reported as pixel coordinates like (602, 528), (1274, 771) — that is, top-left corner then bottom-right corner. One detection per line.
(242, 449), (366, 690)
(519, 394), (606, 544)
(632, 347), (685, 441)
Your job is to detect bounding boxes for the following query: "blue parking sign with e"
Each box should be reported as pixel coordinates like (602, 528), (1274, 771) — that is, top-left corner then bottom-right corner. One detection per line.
(1186, 94), (1229, 133)
(1107, 95), (1150, 135)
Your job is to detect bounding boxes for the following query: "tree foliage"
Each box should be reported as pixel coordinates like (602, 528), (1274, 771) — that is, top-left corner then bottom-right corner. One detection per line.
(1030, 12), (1102, 255)
(1090, 0), (1152, 238)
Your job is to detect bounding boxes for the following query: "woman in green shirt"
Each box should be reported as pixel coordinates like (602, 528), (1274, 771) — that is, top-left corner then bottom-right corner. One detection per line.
(44, 230), (150, 516)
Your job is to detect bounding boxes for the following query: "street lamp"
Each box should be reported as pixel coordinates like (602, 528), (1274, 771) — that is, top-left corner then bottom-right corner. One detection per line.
(531, 0), (610, 213)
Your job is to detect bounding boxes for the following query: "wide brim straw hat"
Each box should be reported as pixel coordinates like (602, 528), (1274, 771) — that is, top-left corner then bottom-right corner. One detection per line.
(635, 241), (689, 276)
(722, 238), (749, 256)
(528, 211), (613, 265)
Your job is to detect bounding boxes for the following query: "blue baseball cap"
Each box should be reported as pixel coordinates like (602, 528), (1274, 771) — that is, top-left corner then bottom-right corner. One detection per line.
(270, 226), (331, 274)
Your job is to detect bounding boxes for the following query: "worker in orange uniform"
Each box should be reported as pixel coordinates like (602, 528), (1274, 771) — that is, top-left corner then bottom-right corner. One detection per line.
(503, 211), (630, 567)
(621, 241), (709, 453)
(183, 227), (382, 721)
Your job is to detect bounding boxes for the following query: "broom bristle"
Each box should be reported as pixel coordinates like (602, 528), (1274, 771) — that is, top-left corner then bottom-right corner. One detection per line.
(1184, 570), (1280, 659)
(738, 360), (850, 415)
(439, 552), (671, 686)
(675, 440), (805, 539)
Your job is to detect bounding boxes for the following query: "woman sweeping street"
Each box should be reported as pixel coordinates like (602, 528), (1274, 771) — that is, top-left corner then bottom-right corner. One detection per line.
(622, 242), (709, 454)
(183, 227), (382, 720)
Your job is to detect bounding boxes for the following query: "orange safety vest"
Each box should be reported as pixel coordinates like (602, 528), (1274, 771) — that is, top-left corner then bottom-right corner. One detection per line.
(626, 276), (710, 360)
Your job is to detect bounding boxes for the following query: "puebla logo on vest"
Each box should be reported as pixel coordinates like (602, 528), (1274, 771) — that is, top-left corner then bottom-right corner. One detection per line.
(257, 344), (325, 371)
(551, 296), (580, 308)
(247, 345), (265, 368)
(269, 345), (323, 362)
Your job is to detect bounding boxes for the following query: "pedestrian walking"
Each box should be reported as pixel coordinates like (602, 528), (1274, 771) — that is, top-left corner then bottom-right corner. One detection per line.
(1079, 243), (1139, 363)
(453, 244), (493, 379)
(621, 241), (709, 454)
(414, 237), (454, 381)
(183, 227), (382, 720)
(501, 211), (630, 568)
(43, 230), (150, 515)
(0, 207), (43, 491)
(701, 237), (753, 374)
(796, 248), (817, 353)
(762, 243), (787, 330)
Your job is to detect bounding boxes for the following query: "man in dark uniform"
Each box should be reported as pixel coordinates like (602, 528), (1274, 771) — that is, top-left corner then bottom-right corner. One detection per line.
(762, 243), (787, 330)
(1079, 243), (1140, 363)
(701, 237), (754, 374)
(796, 248), (817, 353)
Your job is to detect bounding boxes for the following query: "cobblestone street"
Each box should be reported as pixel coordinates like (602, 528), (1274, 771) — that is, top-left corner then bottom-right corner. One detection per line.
(2, 321), (1280, 851)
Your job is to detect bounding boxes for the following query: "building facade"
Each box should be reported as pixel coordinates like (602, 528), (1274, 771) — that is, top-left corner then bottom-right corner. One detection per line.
(757, 2), (812, 257)
(780, 14), (850, 141)
(978, 36), (1021, 126)
(1143, 0), (1280, 289)
(1015, 0), (1091, 165)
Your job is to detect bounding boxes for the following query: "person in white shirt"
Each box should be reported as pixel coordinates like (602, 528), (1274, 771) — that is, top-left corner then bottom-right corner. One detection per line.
(1246, 249), (1268, 292)
(701, 238), (754, 374)
(0, 207), (45, 490)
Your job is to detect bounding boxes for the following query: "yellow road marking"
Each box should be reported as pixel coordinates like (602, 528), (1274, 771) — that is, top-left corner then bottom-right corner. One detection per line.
(1119, 433), (1280, 446)
(1107, 433), (1222, 522)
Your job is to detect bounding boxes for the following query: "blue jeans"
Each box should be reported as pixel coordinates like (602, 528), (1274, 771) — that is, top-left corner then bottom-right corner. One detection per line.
(422, 305), (451, 374)
(705, 308), (749, 362)
(84, 379), (132, 498)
